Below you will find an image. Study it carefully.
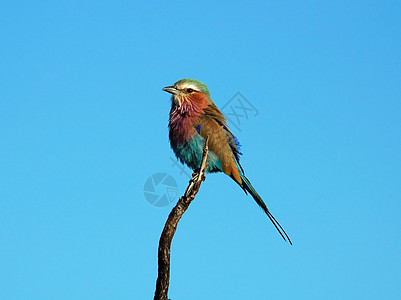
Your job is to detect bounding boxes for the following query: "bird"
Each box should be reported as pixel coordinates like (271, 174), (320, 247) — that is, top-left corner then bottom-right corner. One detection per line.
(163, 78), (292, 244)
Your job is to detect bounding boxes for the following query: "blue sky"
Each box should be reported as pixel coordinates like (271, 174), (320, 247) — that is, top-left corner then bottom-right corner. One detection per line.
(1, 1), (400, 299)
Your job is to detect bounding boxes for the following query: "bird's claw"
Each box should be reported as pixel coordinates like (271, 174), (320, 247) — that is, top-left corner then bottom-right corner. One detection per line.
(191, 172), (199, 182)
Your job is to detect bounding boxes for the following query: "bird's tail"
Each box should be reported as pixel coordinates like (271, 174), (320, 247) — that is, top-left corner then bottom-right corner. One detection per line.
(240, 175), (292, 245)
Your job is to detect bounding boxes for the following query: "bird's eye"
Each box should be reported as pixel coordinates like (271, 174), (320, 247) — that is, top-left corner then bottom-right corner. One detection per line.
(186, 88), (194, 93)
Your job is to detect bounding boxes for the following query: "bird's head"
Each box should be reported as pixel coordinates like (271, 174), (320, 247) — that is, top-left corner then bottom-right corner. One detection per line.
(163, 78), (212, 109)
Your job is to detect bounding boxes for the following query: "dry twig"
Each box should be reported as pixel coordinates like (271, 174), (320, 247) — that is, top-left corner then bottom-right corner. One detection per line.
(154, 137), (209, 300)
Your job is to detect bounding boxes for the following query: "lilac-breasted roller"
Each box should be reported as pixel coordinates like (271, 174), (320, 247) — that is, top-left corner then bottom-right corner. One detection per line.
(163, 78), (292, 244)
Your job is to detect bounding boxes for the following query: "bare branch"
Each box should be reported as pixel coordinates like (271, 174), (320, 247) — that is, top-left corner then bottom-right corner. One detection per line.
(154, 136), (209, 300)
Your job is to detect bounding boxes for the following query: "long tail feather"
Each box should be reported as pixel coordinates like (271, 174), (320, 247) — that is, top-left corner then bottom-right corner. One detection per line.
(240, 175), (292, 245)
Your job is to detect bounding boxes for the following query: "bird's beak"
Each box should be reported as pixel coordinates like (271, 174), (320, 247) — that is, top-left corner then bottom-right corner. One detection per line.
(162, 86), (179, 95)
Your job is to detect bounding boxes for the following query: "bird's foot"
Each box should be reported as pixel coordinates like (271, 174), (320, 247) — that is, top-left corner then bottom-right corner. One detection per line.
(191, 171), (200, 182)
